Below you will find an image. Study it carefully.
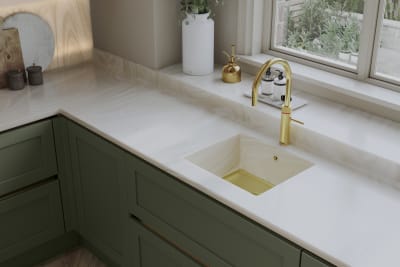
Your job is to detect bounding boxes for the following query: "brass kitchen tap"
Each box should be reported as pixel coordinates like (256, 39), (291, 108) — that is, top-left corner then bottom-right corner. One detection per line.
(251, 58), (303, 145)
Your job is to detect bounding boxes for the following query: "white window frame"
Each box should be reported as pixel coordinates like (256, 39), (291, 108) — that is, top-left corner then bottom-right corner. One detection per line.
(236, 0), (400, 93)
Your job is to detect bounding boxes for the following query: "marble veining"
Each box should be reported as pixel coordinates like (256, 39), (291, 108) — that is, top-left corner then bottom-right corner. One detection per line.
(1, 51), (400, 266)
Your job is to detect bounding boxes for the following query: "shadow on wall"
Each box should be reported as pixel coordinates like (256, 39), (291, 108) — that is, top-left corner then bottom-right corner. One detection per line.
(0, 0), (93, 71)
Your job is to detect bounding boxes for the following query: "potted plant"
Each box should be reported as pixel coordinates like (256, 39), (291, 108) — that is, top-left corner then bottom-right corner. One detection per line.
(180, 0), (222, 75)
(339, 30), (352, 62)
(339, 16), (360, 63)
(319, 17), (342, 58)
(348, 18), (361, 65)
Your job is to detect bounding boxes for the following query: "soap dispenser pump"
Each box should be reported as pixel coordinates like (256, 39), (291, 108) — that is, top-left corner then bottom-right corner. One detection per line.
(272, 70), (286, 101)
(222, 45), (241, 83)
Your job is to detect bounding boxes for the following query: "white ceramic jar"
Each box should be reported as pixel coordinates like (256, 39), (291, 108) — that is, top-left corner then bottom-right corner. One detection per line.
(182, 13), (214, 75)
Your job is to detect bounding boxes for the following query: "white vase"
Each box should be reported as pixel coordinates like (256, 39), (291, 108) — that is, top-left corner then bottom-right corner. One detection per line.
(182, 13), (214, 75)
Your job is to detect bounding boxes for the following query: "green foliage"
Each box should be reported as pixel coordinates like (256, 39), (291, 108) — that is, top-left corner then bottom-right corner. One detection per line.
(342, 16), (360, 52)
(326, 0), (364, 13)
(319, 18), (342, 56)
(286, 0), (361, 57)
(385, 0), (400, 21)
(180, 0), (223, 19)
(286, 0), (329, 51)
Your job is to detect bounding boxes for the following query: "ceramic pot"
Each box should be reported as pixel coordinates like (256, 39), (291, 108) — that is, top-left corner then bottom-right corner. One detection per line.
(182, 13), (214, 75)
(350, 52), (359, 65)
(338, 51), (351, 63)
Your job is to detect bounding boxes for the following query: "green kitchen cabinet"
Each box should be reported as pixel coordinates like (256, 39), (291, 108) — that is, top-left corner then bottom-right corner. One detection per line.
(127, 155), (302, 267)
(124, 218), (214, 267)
(67, 121), (129, 266)
(0, 117), (335, 267)
(0, 120), (57, 196)
(53, 117), (78, 232)
(0, 180), (65, 263)
(301, 252), (334, 267)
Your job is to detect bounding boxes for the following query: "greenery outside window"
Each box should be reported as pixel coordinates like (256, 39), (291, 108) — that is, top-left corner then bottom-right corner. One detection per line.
(266, 0), (400, 90)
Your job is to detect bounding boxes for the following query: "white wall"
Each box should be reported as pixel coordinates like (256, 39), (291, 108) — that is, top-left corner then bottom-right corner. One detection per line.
(214, 0), (239, 65)
(90, 0), (181, 69)
(91, 0), (239, 69)
(0, 0), (243, 71)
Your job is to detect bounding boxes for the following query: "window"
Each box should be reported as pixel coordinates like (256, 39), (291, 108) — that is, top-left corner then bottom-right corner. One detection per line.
(373, 0), (400, 84)
(273, 0), (364, 70)
(263, 0), (400, 89)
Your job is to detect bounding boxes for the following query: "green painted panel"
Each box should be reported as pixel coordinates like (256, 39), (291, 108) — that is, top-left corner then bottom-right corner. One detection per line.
(53, 117), (78, 232)
(0, 231), (80, 267)
(0, 180), (65, 262)
(68, 121), (129, 266)
(301, 252), (335, 267)
(127, 156), (301, 267)
(124, 218), (203, 267)
(0, 120), (57, 196)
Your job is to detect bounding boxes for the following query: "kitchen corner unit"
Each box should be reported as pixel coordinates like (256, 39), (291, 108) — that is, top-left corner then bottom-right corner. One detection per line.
(0, 116), (333, 267)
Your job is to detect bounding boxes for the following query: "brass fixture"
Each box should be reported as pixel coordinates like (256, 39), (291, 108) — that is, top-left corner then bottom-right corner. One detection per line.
(223, 169), (274, 196)
(222, 45), (241, 83)
(251, 58), (303, 145)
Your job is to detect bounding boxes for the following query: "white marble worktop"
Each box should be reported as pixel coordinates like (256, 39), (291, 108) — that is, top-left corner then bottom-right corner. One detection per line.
(1, 51), (400, 267)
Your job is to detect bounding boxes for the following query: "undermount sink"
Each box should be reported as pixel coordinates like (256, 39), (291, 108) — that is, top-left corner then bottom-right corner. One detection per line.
(186, 135), (313, 196)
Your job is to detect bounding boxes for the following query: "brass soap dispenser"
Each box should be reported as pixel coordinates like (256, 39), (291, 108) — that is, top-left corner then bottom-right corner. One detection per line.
(222, 45), (241, 83)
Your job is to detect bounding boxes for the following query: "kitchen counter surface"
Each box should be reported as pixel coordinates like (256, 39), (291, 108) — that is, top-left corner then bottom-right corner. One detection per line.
(1, 53), (400, 267)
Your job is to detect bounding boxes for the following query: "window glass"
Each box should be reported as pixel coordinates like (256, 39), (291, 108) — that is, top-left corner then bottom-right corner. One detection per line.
(273, 0), (364, 67)
(374, 0), (400, 83)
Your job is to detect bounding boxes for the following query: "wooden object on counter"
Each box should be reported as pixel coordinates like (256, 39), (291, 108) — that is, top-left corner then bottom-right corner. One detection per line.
(0, 0), (93, 70)
(0, 28), (25, 89)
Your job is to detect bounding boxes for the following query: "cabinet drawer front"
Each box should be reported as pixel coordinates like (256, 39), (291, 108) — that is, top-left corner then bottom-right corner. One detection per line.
(0, 120), (57, 196)
(124, 219), (203, 267)
(0, 180), (65, 262)
(128, 157), (301, 267)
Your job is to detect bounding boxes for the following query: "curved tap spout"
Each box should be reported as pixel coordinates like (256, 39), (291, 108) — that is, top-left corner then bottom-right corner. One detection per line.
(250, 58), (298, 145)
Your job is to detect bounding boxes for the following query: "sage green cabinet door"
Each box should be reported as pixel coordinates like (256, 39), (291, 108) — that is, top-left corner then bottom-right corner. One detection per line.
(127, 156), (301, 267)
(68, 121), (128, 266)
(53, 117), (78, 232)
(124, 219), (203, 267)
(301, 252), (334, 267)
(0, 180), (65, 262)
(0, 120), (57, 196)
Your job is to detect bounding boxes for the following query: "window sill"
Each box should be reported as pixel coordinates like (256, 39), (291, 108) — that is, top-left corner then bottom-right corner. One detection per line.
(238, 54), (400, 123)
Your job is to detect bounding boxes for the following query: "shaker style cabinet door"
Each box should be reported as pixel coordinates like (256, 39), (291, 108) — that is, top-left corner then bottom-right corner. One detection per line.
(126, 156), (301, 267)
(68, 121), (129, 266)
(0, 120), (57, 196)
(53, 116), (78, 232)
(123, 219), (203, 267)
(0, 180), (64, 263)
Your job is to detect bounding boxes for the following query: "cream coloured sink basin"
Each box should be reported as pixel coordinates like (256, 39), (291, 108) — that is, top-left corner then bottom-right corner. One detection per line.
(186, 135), (313, 195)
